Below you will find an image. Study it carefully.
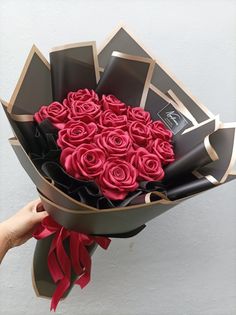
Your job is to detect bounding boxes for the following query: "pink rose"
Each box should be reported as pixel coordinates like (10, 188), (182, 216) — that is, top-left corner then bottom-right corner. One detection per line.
(68, 100), (101, 123)
(97, 159), (138, 200)
(127, 107), (152, 125)
(57, 121), (97, 150)
(100, 94), (127, 115)
(150, 121), (173, 141)
(98, 109), (128, 130)
(34, 101), (70, 129)
(130, 148), (164, 181)
(128, 121), (152, 148)
(150, 138), (175, 165)
(60, 144), (106, 180)
(63, 89), (99, 107)
(95, 128), (132, 158)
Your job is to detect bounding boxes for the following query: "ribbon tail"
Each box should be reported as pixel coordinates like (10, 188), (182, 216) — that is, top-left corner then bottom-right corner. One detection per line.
(50, 228), (71, 311)
(70, 232), (83, 275)
(75, 241), (92, 289)
(48, 231), (64, 283)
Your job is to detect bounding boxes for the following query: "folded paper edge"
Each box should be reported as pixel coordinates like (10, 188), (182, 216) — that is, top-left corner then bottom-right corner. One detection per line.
(194, 122), (236, 184)
(97, 24), (215, 120)
(50, 41), (100, 85)
(182, 115), (220, 135)
(8, 137), (99, 212)
(8, 45), (50, 114)
(38, 188), (174, 215)
(167, 89), (199, 126)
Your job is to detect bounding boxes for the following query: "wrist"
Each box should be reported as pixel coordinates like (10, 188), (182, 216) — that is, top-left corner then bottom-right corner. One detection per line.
(0, 222), (12, 251)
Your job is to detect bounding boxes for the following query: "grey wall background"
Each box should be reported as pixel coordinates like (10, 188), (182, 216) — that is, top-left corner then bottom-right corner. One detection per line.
(0, 0), (236, 314)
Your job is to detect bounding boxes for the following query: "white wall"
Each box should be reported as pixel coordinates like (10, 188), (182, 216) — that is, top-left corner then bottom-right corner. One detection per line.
(0, 1), (236, 314)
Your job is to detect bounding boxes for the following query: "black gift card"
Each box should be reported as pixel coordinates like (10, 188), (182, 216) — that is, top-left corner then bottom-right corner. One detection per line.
(157, 103), (188, 135)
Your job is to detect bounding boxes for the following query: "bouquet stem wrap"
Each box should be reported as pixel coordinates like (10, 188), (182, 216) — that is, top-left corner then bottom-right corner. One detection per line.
(33, 216), (111, 311)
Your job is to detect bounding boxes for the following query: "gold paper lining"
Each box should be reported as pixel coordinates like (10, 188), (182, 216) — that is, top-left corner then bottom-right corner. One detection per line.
(98, 25), (215, 120)
(167, 89), (198, 126)
(149, 84), (188, 116)
(145, 191), (172, 205)
(111, 51), (155, 108)
(193, 123), (236, 184)
(218, 123), (236, 183)
(8, 45), (50, 114)
(192, 170), (219, 186)
(10, 114), (34, 122)
(39, 188), (175, 214)
(204, 135), (219, 161)
(182, 115), (220, 135)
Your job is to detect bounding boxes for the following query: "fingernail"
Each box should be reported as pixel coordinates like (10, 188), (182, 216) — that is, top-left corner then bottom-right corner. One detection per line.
(36, 204), (44, 212)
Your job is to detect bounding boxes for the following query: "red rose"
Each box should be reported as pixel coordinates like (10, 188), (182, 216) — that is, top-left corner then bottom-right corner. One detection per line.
(128, 121), (152, 148)
(100, 94), (127, 115)
(57, 121), (97, 150)
(63, 89), (99, 107)
(130, 147), (164, 181)
(95, 128), (132, 158)
(98, 109), (128, 130)
(127, 106), (152, 125)
(150, 138), (175, 165)
(68, 100), (101, 123)
(97, 159), (138, 200)
(150, 121), (173, 141)
(34, 101), (70, 129)
(60, 144), (106, 180)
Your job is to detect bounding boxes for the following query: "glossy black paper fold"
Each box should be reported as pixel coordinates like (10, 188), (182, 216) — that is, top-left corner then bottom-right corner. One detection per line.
(173, 117), (219, 158)
(50, 43), (99, 102)
(166, 175), (215, 200)
(8, 46), (52, 115)
(98, 27), (213, 123)
(38, 191), (177, 235)
(198, 126), (236, 182)
(96, 51), (154, 107)
(164, 140), (216, 182)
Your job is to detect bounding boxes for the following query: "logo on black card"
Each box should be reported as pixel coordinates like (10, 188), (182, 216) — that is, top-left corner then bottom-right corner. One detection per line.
(157, 104), (188, 135)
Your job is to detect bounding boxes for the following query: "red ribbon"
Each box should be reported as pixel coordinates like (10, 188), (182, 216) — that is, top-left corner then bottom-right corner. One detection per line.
(33, 216), (111, 311)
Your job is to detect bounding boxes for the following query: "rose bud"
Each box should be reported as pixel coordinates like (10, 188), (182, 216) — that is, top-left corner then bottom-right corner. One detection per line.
(130, 147), (164, 181)
(95, 128), (132, 158)
(100, 94), (127, 115)
(149, 138), (175, 165)
(150, 121), (173, 141)
(127, 106), (152, 125)
(128, 121), (152, 149)
(57, 121), (97, 150)
(97, 158), (138, 200)
(60, 144), (106, 180)
(98, 109), (128, 131)
(34, 101), (70, 129)
(68, 100), (101, 123)
(63, 89), (99, 107)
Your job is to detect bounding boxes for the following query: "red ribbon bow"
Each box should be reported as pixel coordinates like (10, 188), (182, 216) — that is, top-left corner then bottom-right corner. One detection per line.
(33, 216), (111, 311)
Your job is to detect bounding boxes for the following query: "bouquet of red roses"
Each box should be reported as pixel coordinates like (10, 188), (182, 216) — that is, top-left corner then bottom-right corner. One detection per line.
(1, 26), (235, 311)
(34, 90), (174, 201)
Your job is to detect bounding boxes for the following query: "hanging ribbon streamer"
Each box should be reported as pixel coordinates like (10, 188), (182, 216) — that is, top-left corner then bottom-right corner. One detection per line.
(33, 216), (111, 311)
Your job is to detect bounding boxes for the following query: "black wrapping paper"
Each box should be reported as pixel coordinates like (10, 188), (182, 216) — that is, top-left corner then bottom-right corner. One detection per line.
(2, 26), (236, 302)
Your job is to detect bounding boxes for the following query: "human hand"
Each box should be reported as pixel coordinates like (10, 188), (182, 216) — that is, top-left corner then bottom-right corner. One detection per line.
(0, 199), (48, 249)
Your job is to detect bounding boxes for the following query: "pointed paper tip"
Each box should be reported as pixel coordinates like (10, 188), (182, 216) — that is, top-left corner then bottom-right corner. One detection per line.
(0, 98), (8, 107)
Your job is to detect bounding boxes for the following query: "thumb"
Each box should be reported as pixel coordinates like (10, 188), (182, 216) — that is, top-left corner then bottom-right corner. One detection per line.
(33, 210), (49, 223)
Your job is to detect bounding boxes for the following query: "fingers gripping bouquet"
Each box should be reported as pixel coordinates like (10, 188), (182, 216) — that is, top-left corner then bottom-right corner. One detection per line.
(1, 26), (236, 311)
